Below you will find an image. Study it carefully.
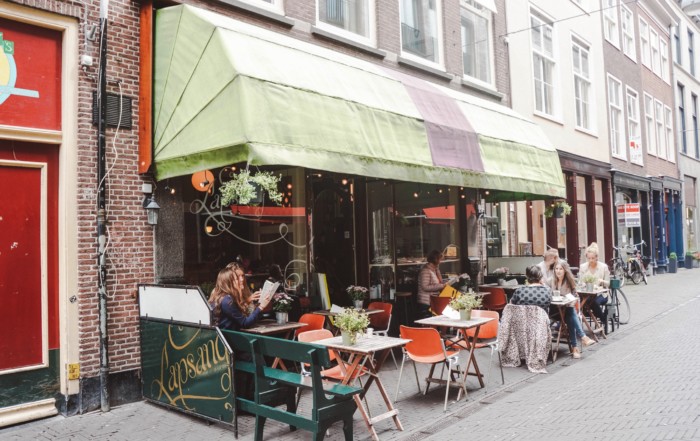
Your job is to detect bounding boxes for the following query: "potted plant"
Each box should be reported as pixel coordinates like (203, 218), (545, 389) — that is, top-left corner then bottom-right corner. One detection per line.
(219, 169), (284, 206)
(668, 252), (678, 273)
(580, 274), (598, 291)
(544, 201), (572, 218)
(686, 251), (696, 269)
(694, 251), (700, 268)
(272, 292), (294, 324)
(334, 308), (370, 345)
(492, 267), (509, 285)
(448, 291), (483, 321)
(346, 285), (368, 309)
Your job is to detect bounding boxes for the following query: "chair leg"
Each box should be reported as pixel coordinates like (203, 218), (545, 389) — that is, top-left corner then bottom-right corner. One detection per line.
(497, 349), (504, 384)
(390, 347), (398, 369)
(444, 361), (451, 412)
(412, 358), (422, 394)
(425, 363), (437, 395)
(395, 354), (407, 402)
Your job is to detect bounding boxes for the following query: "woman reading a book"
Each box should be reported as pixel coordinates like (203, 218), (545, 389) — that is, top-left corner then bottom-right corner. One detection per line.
(209, 261), (272, 331)
(550, 261), (595, 359)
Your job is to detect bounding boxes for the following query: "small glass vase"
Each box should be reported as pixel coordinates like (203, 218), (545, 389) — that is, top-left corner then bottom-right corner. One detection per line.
(585, 283), (594, 292)
(275, 312), (288, 324)
(497, 278), (505, 286)
(354, 300), (364, 309)
(341, 330), (357, 346)
(459, 309), (472, 321)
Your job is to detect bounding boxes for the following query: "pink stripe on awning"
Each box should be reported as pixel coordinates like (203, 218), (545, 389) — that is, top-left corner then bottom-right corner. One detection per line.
(384, 69), (484, 172)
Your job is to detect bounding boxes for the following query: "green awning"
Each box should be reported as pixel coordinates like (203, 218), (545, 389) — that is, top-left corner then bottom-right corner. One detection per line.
(153, 4), (565, 200)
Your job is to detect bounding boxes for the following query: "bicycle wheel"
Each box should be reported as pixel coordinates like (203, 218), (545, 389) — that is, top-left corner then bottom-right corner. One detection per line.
(616, 289), (631, 324)
(631, 270), (643, 284)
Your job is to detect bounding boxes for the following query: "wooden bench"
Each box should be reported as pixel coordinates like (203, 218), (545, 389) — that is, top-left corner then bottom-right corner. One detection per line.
(222, 330), (361, 441)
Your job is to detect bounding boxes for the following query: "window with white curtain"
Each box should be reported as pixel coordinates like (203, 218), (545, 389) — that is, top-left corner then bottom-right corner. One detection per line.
(400, 0), (442, 65)
(689, 30), (696, 76)
(603, 0), (619, 47)
(621, 4), (635, 59)
(241, 0), (284, 13)
(666, 106), (674, 162)
(679, 83), (687, 155)
(531, 11), (556, 116)
(656, 99), (665, 159)
(608, 75), (624, 158)
(660, 39), (669, 82)
(627, 87), (642, 165)
(640, 18), (650, 67)
(573, 39), (591, 130)
(317, 0), (374, 43)
(645, 93), (656, 155)
(461, 0), (493, 85)
(651, 28), (660, 76)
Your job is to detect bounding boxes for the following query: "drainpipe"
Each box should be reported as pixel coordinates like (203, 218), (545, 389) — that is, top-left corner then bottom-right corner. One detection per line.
(96, 2), (110, 413)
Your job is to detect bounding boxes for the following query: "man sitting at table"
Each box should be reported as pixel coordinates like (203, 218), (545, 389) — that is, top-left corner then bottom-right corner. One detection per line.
(537, 248), (559, 286)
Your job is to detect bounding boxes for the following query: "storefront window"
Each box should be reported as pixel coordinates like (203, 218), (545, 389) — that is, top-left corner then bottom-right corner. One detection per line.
(367, 181), (395, 300)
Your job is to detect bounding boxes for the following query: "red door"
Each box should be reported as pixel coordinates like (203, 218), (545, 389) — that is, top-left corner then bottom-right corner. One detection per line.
(0, 140), (59, 408)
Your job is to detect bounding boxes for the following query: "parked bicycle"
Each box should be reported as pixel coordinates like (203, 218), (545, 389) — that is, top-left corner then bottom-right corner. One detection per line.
(606, 277), (630, 330)
(610, 241), (648, 286)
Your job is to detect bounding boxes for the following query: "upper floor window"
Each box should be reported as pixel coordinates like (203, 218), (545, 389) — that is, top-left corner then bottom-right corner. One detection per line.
(644, 93), (656, 155)
(678, 83), (687, 155)
(689, 30), (695, 76)
(660, 39), (669, 82)
(665, 105), (674, 162)
(400, 0), (443, 66)
(603, 0), (619, 47)
(674, 26), (681, 64)
(531, 11), (556, 116)
(621, 4), (635, 59)
(317, 0), (374, 44)
(460, 0), (494, 86)
(573, 39), (592, 130)
(692, 94), (699, 158)
(640, 18), (650, 67)
(608, 75), (624, 158)
(650, 28), (660, 75)
(655, 99), (665, 159)
(627, 87), (642, 165)
(242, 0), (284, 13)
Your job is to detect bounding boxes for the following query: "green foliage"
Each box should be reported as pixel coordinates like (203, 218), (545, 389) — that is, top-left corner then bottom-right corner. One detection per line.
(334, 308), (370, 334)
(544, 201), (572, 218)
(449, 291), (482, 311)
(580, 274), (598, 285)
(346, 285), (368, 301)
(669, 252), (678, 260)
(219, 170), (283, 206)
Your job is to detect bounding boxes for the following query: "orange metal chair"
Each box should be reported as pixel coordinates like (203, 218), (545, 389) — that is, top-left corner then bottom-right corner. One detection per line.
(395, 325), (465, 411)
(367, 302), (397, 367)
(429, 295), (451, 316)
(480, 287), (508, 315)
(294, 313), (326, 339)
(447, 309), (504, 388)
(297, 329), (365, 381)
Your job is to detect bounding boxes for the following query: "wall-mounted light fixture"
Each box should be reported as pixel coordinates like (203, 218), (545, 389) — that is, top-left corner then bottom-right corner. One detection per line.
(142, 183), (160, 225)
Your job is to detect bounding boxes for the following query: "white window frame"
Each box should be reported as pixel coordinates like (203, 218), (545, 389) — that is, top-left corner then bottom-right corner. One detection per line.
(655, 99), (665, 159)
(621, 4), (635, 61)
(665, 105), (675, 162)
(316, 0), (376, 46)
(573, 38), (592, 131)
(608, 75), (625, 159)
(626, 87), (642, 165)
(660, 39), (669, 83)
(603, 0), (619, 48)
(689, 30), (696, 77)
(644, 93), (656, 155)
(650, 28), (660, 76)
(399, 0), (445, 69)
(240, 0), (284, 14)
(530, 10), (558, 118)
(640, 18), (650, 67)
(460, 0), (495, 88)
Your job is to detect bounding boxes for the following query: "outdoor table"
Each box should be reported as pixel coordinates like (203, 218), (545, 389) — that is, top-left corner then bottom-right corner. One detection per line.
(414, 315), (495, 396)
(576, 288), (609, 342)
(314, 334), (411, 441)
(549, 296), (577, 361)
(242, 320), (307, 369)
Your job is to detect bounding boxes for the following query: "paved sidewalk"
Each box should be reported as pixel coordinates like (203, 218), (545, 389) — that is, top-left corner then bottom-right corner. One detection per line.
(0, 269), (697, 440)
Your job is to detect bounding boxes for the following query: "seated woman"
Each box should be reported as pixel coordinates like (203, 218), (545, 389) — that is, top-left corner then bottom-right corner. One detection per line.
(417, 250), (447, 319)
(510, 265), (552, 312)
(551, 261), (595, 359)
(578, 242), (610, 323)
(209, 262), (272, 331)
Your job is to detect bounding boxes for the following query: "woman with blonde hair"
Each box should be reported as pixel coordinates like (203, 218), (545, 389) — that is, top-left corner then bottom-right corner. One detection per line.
(209, 262), (271, 330)
(578, 242), (610, 324)
(551, 260), (595, 359)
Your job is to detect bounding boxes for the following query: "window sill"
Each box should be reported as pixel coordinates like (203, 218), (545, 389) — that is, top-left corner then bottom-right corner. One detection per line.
(574, 126), (598, 137)
(397, 56), (453, 81)
(533, 111), (563, 126)
(216, 0), (295, 27)
(460, 78), (503, 101)
(311, 26), (386, 59)
(611, 153), (627, 161)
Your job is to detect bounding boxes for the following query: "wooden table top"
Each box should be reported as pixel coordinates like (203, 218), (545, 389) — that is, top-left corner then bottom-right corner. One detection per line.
(313, 309), (383, 317)
(243, 320), (307, 335)
(314, 335), (411, 353)
(415, 315), (494, 329)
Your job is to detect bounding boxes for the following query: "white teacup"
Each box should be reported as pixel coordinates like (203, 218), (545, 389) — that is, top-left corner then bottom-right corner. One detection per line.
(366, 328), (374, 338)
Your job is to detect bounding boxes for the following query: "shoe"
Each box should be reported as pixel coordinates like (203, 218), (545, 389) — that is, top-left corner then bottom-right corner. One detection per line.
(572, 348), (581, 359)
(581, 336), (596, 347)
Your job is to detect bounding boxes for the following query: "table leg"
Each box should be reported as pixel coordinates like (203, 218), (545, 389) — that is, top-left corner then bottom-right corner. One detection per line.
(579, 296), (606, 342)
(270, 330), (293, 371)
(455, 325), (484, 401)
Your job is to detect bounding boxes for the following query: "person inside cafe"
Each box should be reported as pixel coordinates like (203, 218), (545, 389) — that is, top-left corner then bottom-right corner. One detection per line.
(537, 248), (559, 286)
(578, 242), (610, 323)
(510, 265), (551, 312)
(417, 250), (447, 319)
(551, 260), (595, 359)
(209, 261), (272, 331)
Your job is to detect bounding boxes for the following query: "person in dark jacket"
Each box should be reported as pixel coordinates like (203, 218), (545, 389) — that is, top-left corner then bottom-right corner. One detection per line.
(209, 261), (271, 330)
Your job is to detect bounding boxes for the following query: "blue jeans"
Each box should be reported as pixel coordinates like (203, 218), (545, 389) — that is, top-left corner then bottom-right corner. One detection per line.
(565, 306), (585, 347)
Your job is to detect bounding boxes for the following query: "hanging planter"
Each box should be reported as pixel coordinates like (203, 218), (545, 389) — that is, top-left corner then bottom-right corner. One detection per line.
(219, 169), (284, 206)
(544, 201), (572, 219)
